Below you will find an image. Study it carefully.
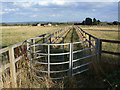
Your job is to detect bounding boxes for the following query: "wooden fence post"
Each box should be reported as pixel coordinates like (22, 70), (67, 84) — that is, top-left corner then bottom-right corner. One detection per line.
(43, 35), (45, 43)
(0, 64), (3, 89)
(31, 39), (35, 58)
(9, 46), (17, 88)
(97, 39), (102, 60)
(89, 35), (91, 48)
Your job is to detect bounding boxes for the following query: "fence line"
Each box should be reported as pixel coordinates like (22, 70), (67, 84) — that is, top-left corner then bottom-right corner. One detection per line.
(0, 26), (71, 88)
(76, 26), (120, 58)
(1, 25), (119, 88)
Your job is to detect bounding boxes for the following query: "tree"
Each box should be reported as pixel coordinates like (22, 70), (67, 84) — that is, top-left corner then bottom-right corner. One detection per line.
(26, 23), (32, 26)
(113, 21), (119, 25)
(97, 20), (100, 25)
(93, 18), (97, 25)
(85, 17), (92, 25)
(82, 20), (85, 25)
(1, 23), (7, 26)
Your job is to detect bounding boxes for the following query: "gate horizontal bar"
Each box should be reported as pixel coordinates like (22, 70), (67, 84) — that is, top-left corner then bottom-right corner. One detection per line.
(73, 62), (92, 70)
(50, 69), (69, 73)
(72, 68), (89, 76)
(30, 67), (48, 73)
(73, 54), (96, 63)
(73, 47), (95, 54)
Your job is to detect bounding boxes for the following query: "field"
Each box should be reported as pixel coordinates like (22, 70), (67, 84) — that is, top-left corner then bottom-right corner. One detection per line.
(80, 25), (118, 40)
(80, 25), (119, 53)
(1, 25), (65, 47)
(2, 25), (118, 48)
(1, 25), (120, 88)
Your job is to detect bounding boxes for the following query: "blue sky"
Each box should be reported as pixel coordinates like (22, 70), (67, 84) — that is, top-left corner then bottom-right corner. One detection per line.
(0, 1), (118, 23)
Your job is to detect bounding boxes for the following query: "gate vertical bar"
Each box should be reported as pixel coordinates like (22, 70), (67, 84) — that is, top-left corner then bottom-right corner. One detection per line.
(48, 44), (50, 78)
(69, 43), (73, 77)
(62, 37), (64, 61)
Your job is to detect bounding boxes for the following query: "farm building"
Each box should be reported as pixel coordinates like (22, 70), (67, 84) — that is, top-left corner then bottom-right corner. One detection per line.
(32, 23), (52, 27)
(37, 23), (45, 26)
(48, 23), (52, 26)
(55, 24), (58, 26)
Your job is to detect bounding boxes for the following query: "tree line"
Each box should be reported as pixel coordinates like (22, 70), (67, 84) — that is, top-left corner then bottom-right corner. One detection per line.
(1, 17), (120, 26)
(80, 17), (120, 25)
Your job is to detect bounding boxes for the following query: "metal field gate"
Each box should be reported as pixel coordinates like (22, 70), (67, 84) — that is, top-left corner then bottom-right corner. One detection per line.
(26, 31), (98, 81)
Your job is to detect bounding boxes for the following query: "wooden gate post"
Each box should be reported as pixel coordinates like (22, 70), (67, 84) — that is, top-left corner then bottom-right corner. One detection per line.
(31, 39), (35, 58)
(9, 46), (17, 88)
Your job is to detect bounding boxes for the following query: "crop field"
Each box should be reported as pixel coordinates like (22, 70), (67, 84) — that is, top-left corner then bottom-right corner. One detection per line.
(1, 25), (66, 47)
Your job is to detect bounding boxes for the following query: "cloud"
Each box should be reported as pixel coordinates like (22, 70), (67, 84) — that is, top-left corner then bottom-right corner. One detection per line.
(92, 9), (96, 12)
(38, 0), (75, 6)
(52, 0), (66, 6)
(31, 14), (38, 17)
(4, 8), (19, 12)
(38, 1), (49, 6)
(0, 12), (8, 14)
(50, 14), (60, 17)
(0, 0), (119, 2)
(13, 2), (36, 8)
(33, 8), (39, 11)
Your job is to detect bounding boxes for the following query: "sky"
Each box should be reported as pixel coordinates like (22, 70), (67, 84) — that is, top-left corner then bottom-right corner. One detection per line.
(0, 0), (119, 23)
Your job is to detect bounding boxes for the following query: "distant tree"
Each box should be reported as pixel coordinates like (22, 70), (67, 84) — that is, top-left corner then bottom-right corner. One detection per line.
(107, 22), (113, 25)
(1, 23), (7, 26)
(82, 20), (85, 25)
(85, 17), (92, 25)
(93, 18), (97, 25)
(97, 20), (101, 25)
(26, 23), (31, 26)
(113, 21), (119, 25)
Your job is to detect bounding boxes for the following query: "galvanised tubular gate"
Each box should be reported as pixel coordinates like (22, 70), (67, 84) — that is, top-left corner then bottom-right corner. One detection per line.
(26, 26), (98, 81)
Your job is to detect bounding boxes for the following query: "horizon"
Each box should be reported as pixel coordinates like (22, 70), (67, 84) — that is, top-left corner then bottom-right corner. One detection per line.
(0, 1), (118, 23)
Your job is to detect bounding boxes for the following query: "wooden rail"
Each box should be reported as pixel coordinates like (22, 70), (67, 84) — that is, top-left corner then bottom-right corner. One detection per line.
(76, 26), (120, 58)
(0, 42), (24, 88)
(0, 26), (71, 88)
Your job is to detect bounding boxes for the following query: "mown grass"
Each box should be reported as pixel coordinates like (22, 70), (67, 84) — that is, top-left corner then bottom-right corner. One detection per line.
(2, 25), (65, 47)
